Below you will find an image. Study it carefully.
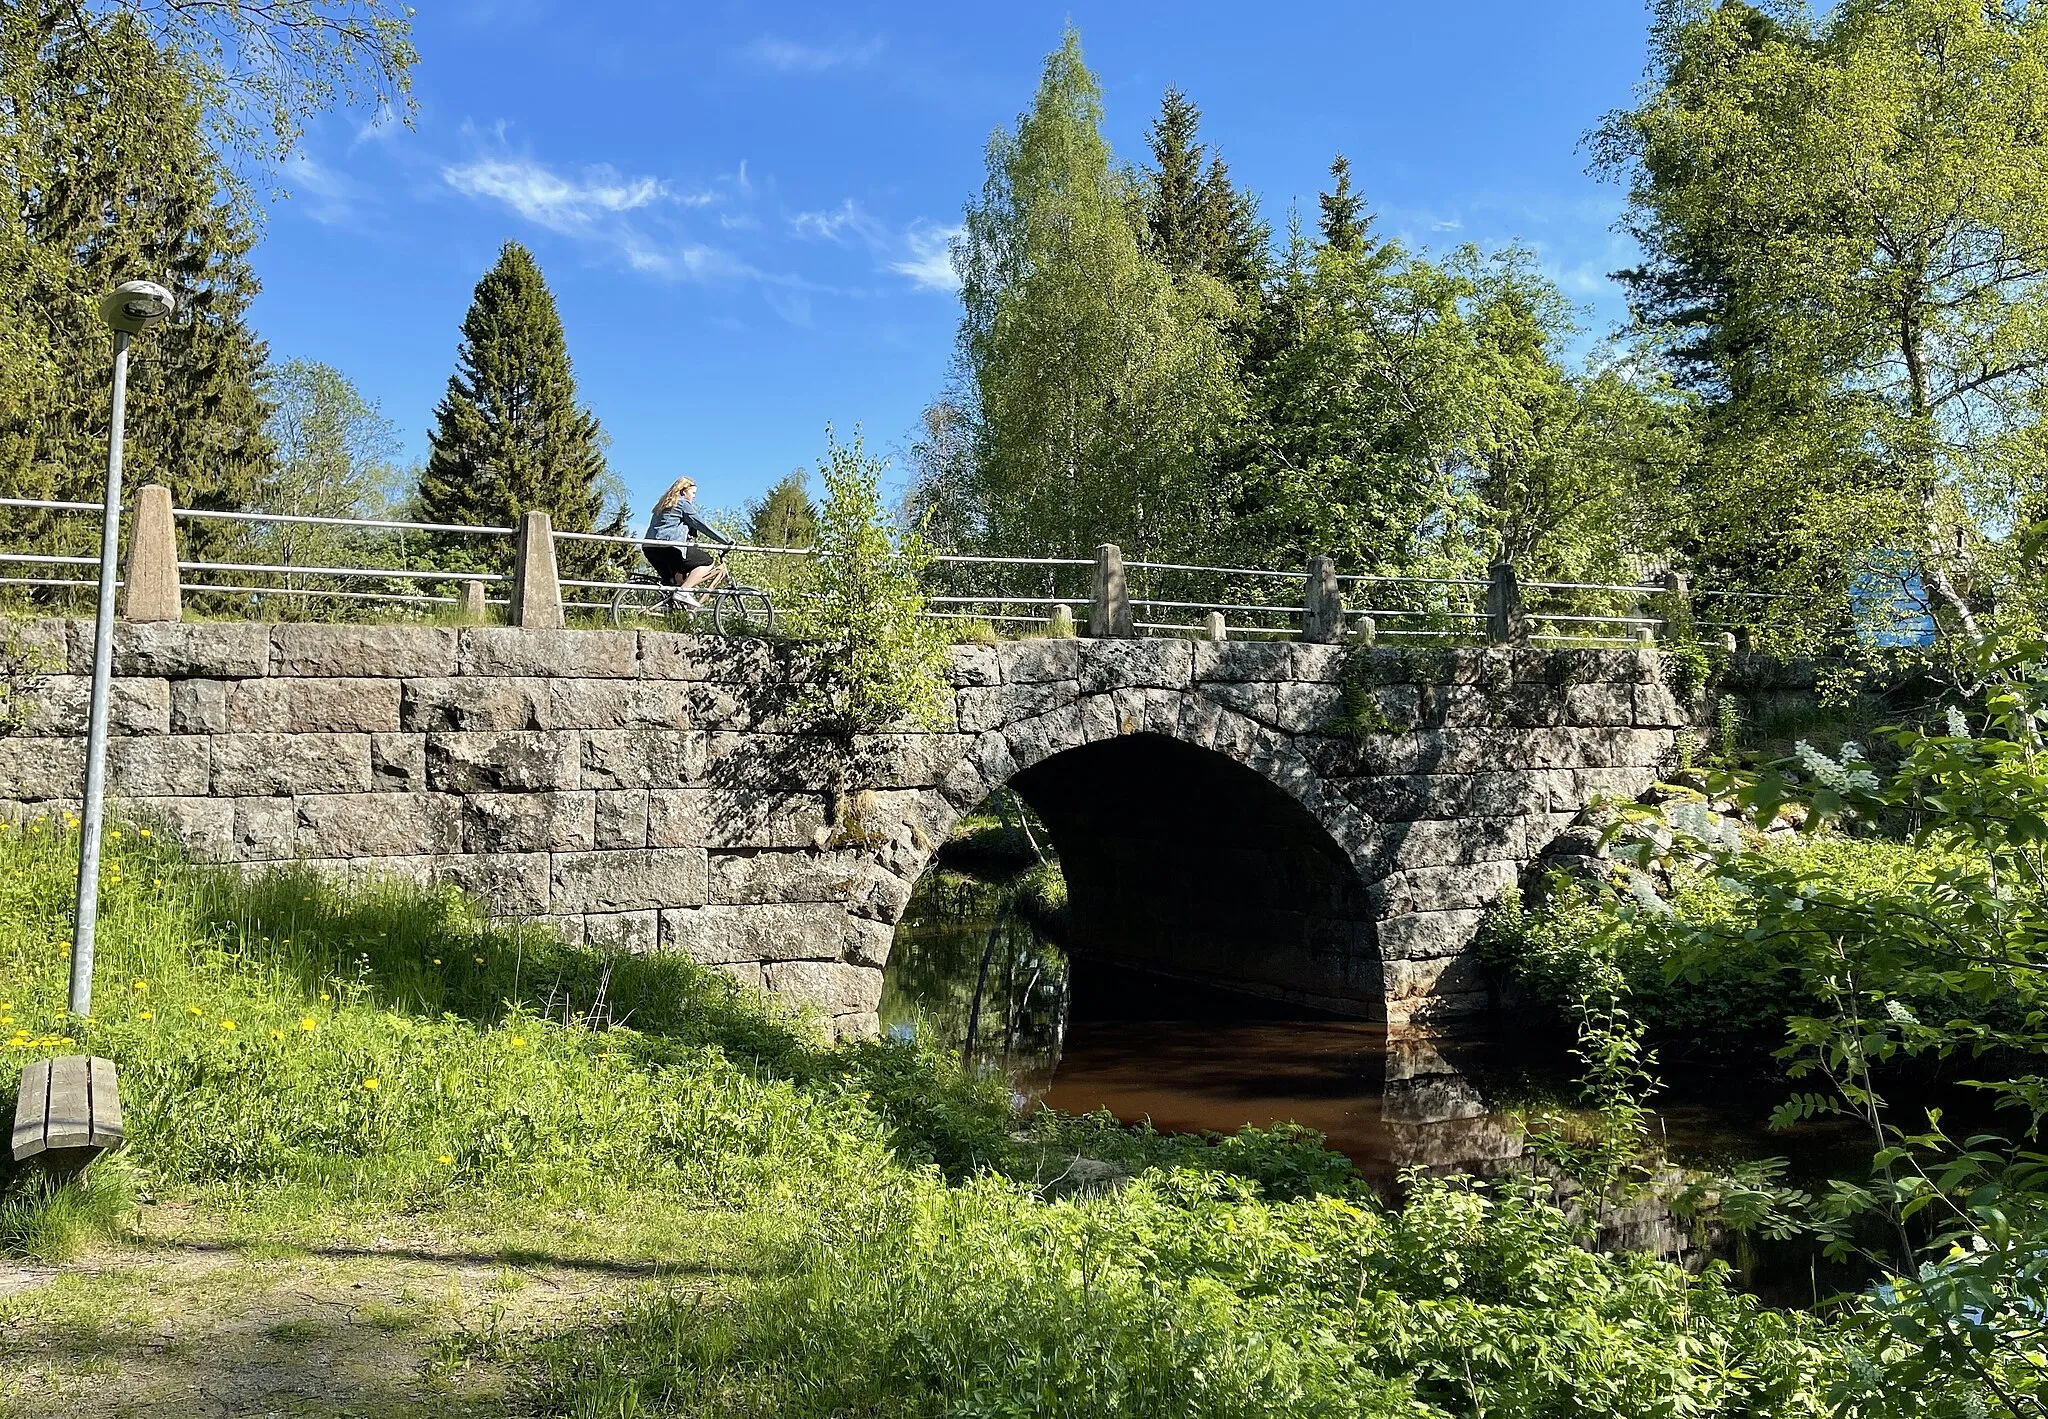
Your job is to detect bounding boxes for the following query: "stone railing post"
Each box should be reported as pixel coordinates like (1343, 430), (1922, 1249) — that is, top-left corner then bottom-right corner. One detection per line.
(1302, 556), (1343, 643)
(1047, 603), (1075, 638)
(461, 579), (487, 623)
(1352, 615), (1377, 646)
(1089, 543), (1131, 638)
(510, 509), (564, 629)
(1656, 569), (1691, 643)
(1486, 562), (1523, 646)
(1205, 610), (1227, 642)
(121, 482), (181, 622)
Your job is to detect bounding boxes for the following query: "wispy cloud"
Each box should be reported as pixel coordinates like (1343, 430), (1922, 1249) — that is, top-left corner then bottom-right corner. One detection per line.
(788, 199), (959, 292)
(283, 150), (370, 225)
(740, 35), (885, 74)
(892, 224), (961, 292)
(443, 157), (671, 234)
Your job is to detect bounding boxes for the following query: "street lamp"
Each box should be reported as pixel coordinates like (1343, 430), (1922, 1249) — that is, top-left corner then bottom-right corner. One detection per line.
(70, 279), (175, 1019)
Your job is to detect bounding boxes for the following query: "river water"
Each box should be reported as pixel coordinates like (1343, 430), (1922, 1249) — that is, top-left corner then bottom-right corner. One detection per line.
(881, 865), (1872, 1290)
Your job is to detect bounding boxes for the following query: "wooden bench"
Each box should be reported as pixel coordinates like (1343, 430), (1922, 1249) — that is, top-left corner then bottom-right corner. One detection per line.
(10, 1056), (123, 1170)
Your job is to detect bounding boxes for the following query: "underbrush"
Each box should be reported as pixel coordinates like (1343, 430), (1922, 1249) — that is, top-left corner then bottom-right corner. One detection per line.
(1, 819), (1855, 1413)
(534, 1168), (1838, 1419)
(1480, 834), (1981, 1064)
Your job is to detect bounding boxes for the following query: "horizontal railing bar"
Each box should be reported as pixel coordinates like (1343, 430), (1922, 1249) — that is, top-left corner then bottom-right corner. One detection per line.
(0, 575), (108, 589)
(922, 611), (1062, 625)
(928, 595), (1071, 607)
(183, 582), (472, 606)
(0, 552), (100, 567)
(1122, 560), (1301, 578)
(1523, 580), (1660, 594)
(1130, 599), (1292, 615)
(172, 506), (518, 536)
(0, 496), (102, 514)
(1133, 621), (1292, 638)
(553, 529), (813, 555)
(177, 560), (507, 582)
(1337, 574), (1490, 588)
(1528, 633), (1644, 645)
(928, 554), (1094, 567)
(1530, 613), (1662, 626)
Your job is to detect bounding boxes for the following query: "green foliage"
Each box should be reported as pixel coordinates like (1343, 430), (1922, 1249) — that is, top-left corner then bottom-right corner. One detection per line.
(536, 1167), (1837, 1419)
(417, 241), (625, 578)
(784, 429), (952, 739)
(1597, 0), (2048, 651)
(743, 469), (819, 549)
(0, 3), (275, 565)
(0, 1154), (138, 1262)
(933, 28), (1244, 562)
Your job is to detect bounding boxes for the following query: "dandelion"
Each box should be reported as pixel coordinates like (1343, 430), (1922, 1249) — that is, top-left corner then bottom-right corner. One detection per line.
(362, 1077), (380, 1091)
(107, 829), (120, 841)
(139, 1011), (154, 1021)
(432, 958), (441, 966)
(132, 979), (148, 993)
(300, 1018), (317, 1033)
(437, 1154), (454, 1165)
(319, 992), (330, 1002)
(269, 1029), (284, 1042)
(219, 1019), (236, 1031)
(138, 829), (151, 839)
(509, 1036), (526, 1049)
(186, 1006), (203, 1017)
(473, 955), (484, 965)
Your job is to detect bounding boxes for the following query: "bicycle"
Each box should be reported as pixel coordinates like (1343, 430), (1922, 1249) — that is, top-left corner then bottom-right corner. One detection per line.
(608, 547), (775, 636)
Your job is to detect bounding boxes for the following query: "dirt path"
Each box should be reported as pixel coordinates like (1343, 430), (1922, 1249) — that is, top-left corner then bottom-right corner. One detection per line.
(0, 1208), (676, 1418)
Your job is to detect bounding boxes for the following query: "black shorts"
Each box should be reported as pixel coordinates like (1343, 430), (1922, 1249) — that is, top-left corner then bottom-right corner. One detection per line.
(646, 542), (714, 581)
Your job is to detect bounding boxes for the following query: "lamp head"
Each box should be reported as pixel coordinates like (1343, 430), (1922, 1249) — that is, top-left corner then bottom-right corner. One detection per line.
(98, 280), (175, 335)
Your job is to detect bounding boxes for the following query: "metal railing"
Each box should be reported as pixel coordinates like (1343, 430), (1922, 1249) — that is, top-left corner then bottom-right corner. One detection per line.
(0, 484), (1759, 648)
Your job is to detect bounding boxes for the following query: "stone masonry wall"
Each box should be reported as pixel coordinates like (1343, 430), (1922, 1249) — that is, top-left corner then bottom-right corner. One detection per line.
(0, 620), (1691, 1035)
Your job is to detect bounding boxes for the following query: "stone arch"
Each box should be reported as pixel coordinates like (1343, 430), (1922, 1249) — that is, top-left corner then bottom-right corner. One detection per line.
(872, 694), (1389, 1018)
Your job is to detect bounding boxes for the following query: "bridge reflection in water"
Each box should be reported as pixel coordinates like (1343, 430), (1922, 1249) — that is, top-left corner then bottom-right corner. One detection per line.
(881, 879), (1708, 1266)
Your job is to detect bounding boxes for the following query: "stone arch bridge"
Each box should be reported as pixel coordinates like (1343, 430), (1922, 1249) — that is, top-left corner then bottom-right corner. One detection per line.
(0, 621), (1693, 1036)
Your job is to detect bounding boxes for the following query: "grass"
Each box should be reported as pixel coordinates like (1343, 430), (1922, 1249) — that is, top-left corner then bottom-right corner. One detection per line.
(0, 816), (1850, 1417)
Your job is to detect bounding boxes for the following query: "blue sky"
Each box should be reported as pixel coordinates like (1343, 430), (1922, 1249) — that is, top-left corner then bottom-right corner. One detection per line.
(251, 1), (1656, 522)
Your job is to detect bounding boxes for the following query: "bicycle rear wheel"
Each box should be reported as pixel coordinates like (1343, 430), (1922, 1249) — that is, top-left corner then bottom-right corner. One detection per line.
(712, 585), (774, 638)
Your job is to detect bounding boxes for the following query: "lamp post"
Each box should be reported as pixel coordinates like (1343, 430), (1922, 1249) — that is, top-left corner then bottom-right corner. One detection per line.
(69, 279), (175, 1019)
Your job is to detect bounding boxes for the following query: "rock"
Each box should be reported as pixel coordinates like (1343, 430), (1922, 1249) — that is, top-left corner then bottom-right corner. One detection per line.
(272, 624), (456, 678)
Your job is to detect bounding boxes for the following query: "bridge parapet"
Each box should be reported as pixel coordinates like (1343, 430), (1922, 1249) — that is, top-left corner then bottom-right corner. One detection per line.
(0, 619), (1698, 1034)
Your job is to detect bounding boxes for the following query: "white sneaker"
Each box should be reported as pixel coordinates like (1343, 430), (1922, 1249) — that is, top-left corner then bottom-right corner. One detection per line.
(676, 592), (702, 610)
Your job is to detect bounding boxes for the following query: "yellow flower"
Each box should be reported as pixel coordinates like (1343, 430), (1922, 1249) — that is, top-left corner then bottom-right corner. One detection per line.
(509, 1036), (526, 1049)
(269, 1029), (284, 1042)
(361, 1078), (380, 1091)
(473, 955), (484, 965)
(319, 993), (330, 1002)
(138, 829), (151, 838)
(139, 1010), (154, 1021)
(300, 1018), (317, 1033)
(219, 1019), (236, 1031)
(186, 1006), (203, 1016)
(437, 1154), (454, 1165)
(107, 829), (120, 841)
(432, 958), (442, 966)
(132, 979), (147, 993)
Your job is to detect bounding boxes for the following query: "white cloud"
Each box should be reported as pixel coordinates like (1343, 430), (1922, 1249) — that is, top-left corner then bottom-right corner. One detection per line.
(891, 224), (962, 292)
(741, 35), (884, 74)
(790, 198), (880, 244)
(443, 157), (669, 234)
(283, 150), (368, 225)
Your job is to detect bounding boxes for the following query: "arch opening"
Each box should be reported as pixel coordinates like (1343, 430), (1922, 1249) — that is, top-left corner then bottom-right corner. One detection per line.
(970, 732), (1383, 1019)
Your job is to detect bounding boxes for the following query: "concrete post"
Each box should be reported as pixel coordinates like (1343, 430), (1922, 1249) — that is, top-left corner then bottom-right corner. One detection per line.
(120, 483), (181, 622)
(1718, 631), (1737, 651)
(509, 510), (564, 630)
(1486, 563), (1523, 646)
(1302, 556), (1343, 644)
(1205, 610), (1227, 642)
(1353, 615), (1377, 646)
(461, 579), (487, 623)
(1635, 626), (1656, 646)
(1089, 544), (1131, 638)
(1047, 603), (1076, 638)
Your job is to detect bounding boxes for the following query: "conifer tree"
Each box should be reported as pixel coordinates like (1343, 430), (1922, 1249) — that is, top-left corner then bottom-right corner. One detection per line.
(418, 242), (622, 571)
(1142, 87), (1269, 294)
(745, 471), (820, 548)
(1318, 155), (1370, 254)
(0, 4), (274, 565)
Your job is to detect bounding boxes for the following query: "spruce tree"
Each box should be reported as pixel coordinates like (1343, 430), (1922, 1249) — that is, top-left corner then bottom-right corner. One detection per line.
(1, 4), (274, 566)
(418, 242), (621, 572)
(1142, 88), (1269, 294)
(745, 471), (820, 548)
(1317, 155), (1371, 254)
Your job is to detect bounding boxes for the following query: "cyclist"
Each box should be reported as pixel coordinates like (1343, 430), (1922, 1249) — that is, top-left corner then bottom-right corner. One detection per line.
(643, 475), (734, 609)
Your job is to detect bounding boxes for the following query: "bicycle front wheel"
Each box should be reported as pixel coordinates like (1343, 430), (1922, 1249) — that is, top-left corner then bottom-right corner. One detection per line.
(712, 586), (775, 638)
(611, 584), (684, 629)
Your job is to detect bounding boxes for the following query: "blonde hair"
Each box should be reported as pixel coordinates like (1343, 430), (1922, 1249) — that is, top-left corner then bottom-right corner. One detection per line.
(654, 476), (696, 514)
